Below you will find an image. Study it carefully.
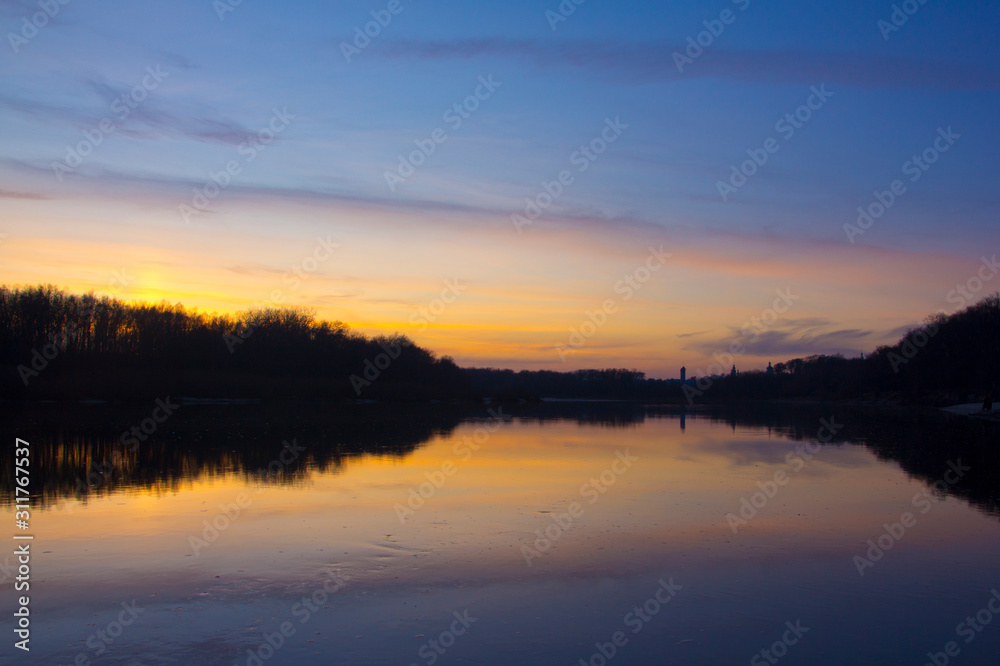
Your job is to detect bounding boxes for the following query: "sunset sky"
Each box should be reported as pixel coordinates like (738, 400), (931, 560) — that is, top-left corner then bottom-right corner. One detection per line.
(1, 0), (998, 378)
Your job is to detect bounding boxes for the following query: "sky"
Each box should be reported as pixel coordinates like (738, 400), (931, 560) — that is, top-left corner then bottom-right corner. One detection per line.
(1, 0), (998, 378)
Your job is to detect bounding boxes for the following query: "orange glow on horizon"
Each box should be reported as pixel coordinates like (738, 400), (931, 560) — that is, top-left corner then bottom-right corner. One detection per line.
(0, 203), (979, 376)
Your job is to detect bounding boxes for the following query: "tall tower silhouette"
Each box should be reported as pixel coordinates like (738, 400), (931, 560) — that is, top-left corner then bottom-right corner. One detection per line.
(680, 366), (686, 383)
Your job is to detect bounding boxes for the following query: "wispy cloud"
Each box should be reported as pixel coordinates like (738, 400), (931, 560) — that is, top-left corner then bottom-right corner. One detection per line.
(0, 82), (256, 146)
(685, 317), (872, 359)
(0, 189), (49, 200)
(377, 39), (1000, 90)
(0, 155), (580, 221)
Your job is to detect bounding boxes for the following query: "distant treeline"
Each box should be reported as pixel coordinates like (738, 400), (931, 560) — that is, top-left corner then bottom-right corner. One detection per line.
(471, 294), (999, 404)
(465, 368), (648, 400)
(0, 285), (997, 404)
(691, 293), (1000, 404)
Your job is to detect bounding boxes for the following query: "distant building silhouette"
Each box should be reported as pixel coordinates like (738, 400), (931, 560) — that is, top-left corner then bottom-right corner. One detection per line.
(680, 366), (686, 383)
(731, 365), (736, 376)
(766, 362), (774, 376)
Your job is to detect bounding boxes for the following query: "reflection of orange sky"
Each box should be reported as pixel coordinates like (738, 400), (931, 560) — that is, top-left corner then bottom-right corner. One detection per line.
(12, 417), (998, 589)
(0, 199), (978, 377)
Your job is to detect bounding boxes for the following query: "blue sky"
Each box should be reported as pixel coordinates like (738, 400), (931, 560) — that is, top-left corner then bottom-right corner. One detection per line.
(1, 0), (998, 376)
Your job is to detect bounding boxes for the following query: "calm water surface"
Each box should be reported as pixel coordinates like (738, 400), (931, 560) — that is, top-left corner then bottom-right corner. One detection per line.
(2, 402), (999, 665)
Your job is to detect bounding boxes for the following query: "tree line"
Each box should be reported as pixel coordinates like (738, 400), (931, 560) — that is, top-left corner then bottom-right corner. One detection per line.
(457, 294), (999, 405)
(1, 285), (997, 404)
(685, 293), (1000, 404)
(0, 285), (466, 400)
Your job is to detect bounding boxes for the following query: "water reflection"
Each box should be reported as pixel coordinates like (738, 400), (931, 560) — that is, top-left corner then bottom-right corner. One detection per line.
(2, 401), (468, 506)
(3, 401), (997, 520)
(2, 401), (1000, 665)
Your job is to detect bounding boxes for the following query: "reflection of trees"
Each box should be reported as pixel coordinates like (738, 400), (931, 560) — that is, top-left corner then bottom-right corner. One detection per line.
(467, 368), (648, 400)
(681, 403), (1000, 519)
(2, 401), (997, 521)
(1, 402), (466, 507)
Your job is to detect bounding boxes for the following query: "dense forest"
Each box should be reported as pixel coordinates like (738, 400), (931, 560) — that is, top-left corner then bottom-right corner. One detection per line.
(0, 285), (467, 401)
(0, 285), (997, 404)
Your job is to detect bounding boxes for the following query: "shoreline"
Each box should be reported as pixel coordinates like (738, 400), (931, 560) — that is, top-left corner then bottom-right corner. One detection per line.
(941, 402), (1000, 422)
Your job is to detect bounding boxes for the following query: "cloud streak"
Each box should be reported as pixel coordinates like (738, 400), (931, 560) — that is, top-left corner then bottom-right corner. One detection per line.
(377, 39), (1000, 90)
(684, 317), (873, 359)
(0, 189), (49, 200)
(0, 83), (256, 146)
